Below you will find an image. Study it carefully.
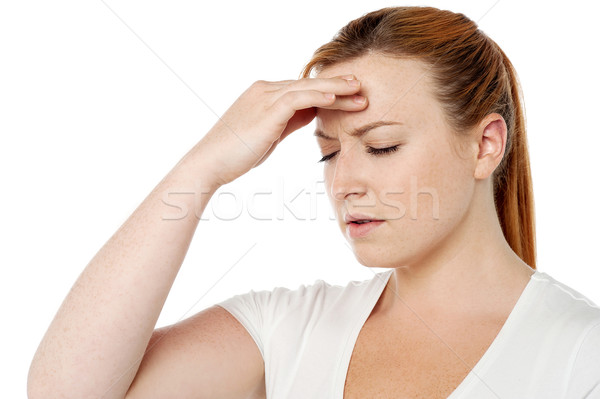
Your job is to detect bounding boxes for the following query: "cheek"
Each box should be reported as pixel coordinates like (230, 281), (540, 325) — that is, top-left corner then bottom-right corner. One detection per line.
(323, 165), (334, 195)
(411, 147), (473, 225)
(323, 166), (341, 213)
(381, 144), (472, 224)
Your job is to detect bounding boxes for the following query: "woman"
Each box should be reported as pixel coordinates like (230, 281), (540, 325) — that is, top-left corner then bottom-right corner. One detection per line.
(28, 6), (600, 399)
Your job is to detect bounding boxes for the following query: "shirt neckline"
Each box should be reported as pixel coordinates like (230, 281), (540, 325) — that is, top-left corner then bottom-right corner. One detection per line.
(335, 268), (542, 399)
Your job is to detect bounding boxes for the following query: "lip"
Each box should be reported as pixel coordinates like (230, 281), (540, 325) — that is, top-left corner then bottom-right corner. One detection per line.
(344, 212), (384, 224)
(346, 220), (385, 239)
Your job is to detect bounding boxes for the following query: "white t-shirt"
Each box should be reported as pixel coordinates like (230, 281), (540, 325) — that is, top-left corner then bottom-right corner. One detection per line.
(216, 269), (600, 398)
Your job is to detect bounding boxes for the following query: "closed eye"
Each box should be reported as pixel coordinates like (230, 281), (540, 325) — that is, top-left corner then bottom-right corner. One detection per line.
(317, 145), (400, 163)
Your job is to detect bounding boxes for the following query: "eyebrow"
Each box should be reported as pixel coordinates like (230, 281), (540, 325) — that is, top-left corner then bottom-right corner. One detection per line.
(313, 120), (403, 140)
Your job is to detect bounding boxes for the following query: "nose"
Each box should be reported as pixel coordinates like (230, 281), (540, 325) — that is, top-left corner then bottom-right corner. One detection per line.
(329, 145), (368, 202)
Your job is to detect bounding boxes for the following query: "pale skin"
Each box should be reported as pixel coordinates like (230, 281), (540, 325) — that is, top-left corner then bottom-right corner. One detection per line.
(315, 54), (534, 322)
(315, 54), (537, 397)
(27, 52), (534, 398)
(27, 69), (368, 398)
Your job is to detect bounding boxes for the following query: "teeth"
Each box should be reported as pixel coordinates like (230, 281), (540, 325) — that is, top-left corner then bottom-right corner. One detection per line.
(355, 220), (371, 224)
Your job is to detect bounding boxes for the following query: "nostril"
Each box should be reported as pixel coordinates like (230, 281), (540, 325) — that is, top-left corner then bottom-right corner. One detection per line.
(332, 189), (348, 202)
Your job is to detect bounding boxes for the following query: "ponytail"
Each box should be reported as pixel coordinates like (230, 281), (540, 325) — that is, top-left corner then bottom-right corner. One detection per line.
(301, 6), (537, 268)
(491, 44), (537, 268)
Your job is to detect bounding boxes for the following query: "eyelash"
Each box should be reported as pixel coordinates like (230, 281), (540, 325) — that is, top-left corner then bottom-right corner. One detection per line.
(317, 145), (400, 163)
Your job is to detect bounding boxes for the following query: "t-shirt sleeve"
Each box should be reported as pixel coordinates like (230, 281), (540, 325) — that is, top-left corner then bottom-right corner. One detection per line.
(565, 320), (600, 398)
(215, 288), (273, 359)
(213, 280), (332, 363)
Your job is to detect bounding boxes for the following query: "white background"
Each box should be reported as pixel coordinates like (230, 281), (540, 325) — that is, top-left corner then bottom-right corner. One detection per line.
(2, 0), (599, 397)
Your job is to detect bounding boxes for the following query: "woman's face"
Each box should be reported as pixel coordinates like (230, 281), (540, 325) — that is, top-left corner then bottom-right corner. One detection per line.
(315, 54), (478, 269)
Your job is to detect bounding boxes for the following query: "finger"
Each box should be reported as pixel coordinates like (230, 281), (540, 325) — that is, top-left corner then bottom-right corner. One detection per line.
(280, 107), (317, 140)
(270, 74), (356, 86)
(268, 91), (332, 132)
(269, 89), (337, 123)
(317, 94), (368, 111)
(285, 76), (363, 97)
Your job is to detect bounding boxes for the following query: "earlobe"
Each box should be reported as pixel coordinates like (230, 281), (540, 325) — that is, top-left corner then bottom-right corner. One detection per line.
(474, 114), (507, 180)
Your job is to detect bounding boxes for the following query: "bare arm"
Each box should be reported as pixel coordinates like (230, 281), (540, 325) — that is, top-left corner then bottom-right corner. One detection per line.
(27, 76), (366, 399)
(27, 139), (223, 399)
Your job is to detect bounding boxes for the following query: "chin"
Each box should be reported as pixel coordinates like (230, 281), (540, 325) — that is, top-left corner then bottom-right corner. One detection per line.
(348, 232), (433, 270)
(349, 245), (403, 269)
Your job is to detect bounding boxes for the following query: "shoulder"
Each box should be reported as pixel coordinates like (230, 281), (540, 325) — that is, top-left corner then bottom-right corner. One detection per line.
(216, 270), (393, 330)
(218, 270), (390, 318)
(528, 271), (600, 394)
(531, 270), (600, 325)
(214, 271), (391, 354)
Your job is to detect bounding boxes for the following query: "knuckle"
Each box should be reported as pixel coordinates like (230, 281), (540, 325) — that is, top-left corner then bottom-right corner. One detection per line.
(251, 79), (268, 90)
(287, 78), (308, 89)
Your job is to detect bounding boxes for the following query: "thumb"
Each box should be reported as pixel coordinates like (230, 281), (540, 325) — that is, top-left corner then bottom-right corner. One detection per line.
(279, 107), (317, 142)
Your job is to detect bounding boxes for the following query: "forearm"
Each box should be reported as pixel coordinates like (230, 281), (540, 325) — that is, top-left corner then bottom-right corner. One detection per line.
(27, 141), (221, 399)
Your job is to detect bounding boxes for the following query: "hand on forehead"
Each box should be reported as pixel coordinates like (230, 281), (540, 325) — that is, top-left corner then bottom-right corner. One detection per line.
(315, 55), (434, 138)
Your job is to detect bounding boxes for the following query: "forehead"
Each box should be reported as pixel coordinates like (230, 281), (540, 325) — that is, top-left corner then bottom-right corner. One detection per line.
(315, 54), (437, 132)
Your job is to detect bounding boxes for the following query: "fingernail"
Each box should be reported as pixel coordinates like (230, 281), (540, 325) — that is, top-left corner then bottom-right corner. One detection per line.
(353, 95), (366, 104)
(340, 74), (355, 80)
(347, 79), (360, 87)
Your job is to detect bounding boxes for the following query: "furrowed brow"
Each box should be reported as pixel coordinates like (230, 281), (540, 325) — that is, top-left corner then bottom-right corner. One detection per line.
(314, 120), (403, 140)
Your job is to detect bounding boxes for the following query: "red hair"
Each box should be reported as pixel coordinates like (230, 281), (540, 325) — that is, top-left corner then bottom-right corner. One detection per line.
(300, 6), (536, 268)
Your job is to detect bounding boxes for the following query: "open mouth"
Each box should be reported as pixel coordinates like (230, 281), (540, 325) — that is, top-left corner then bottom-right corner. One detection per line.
(346, 219), (385, 238)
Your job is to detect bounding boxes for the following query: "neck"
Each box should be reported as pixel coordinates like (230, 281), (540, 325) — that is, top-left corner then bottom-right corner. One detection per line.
(382, 188), (535, 319)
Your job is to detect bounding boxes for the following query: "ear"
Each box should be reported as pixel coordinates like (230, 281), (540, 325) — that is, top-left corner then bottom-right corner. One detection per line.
(473, 113), (507, 180)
